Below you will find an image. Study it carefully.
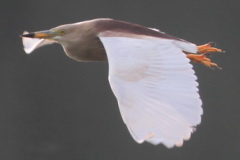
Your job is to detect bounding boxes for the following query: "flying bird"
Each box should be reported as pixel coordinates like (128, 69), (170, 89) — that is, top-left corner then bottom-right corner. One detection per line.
(21, 18), (223, 148)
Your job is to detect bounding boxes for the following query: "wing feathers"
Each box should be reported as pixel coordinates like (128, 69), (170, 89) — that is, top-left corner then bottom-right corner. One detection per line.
(99, 34), (202, 148)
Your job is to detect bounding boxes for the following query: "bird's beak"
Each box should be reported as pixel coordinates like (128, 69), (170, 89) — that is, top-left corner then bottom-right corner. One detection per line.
(20, 30), (55, 39)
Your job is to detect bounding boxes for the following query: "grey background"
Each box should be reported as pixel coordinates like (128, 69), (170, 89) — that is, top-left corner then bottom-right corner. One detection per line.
(0, 0), (240, 159)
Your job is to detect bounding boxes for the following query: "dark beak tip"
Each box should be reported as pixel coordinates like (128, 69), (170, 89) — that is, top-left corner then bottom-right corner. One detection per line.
(20, 33), (35, 38)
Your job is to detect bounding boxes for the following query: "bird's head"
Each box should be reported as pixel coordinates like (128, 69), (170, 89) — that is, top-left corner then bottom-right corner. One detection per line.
(21, 22), (93, 54)
(20, 25), (73, 54)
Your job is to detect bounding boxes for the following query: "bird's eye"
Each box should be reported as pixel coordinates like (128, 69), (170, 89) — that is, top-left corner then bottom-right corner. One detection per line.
(59, 29), (66, 35)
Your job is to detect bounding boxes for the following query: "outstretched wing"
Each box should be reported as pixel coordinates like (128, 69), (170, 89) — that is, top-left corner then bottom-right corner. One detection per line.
(99, 33), (202, 148)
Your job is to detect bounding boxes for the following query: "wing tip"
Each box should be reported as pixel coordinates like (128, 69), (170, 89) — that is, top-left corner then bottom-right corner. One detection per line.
(132, 126), (198, 148)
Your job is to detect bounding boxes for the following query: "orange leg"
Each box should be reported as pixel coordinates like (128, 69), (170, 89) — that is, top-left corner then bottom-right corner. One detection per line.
(187, 42), (224, 69)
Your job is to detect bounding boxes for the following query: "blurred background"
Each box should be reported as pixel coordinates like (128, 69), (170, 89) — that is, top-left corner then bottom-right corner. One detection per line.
(0, 0), (239, 159)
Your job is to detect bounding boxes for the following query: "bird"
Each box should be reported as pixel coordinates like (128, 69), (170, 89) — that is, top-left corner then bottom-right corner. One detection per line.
(21, 18), (223, 148)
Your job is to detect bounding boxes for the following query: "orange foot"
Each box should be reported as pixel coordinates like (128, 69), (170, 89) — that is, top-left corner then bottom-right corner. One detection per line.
(187, 54), (221, 69)
(187, 42), (224, 69)
(197, 42), (224, 54)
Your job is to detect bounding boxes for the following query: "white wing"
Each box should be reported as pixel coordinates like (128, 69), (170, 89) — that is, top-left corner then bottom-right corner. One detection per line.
(22, 31), (54, 54)
(99, 34), (202, 148)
